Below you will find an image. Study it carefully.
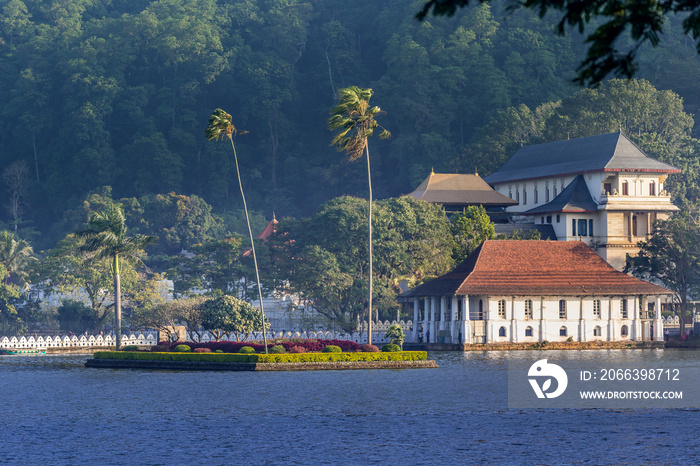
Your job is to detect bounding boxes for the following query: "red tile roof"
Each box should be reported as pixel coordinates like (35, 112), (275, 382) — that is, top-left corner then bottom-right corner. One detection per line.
(400, 240), (672, 298)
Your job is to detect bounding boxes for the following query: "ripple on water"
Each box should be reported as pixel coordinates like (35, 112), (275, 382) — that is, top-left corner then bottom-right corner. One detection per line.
(0, 351), (697, 464)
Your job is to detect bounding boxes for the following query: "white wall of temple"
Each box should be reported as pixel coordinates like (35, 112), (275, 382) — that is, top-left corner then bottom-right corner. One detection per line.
(407, 294), (666, 344)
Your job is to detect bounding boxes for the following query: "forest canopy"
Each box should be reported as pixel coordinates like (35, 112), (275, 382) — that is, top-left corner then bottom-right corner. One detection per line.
(0, 0), (699, 250)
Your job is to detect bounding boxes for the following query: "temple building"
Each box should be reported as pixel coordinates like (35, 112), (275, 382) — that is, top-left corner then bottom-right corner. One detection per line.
(398, 240), (672, 344)
(406, 171), (517, 218)
(483, 132), (680, 270)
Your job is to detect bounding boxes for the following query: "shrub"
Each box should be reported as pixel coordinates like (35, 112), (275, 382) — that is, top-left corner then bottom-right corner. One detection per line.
(239, 346), (256, 354)
(194, 347), (211, 353)
(93, 350), (428, 363)
(288, 346), (307, 353)
(173, 344), (191, 352)
(123, 345), (139, 352)
(269, 345), (286, 354)
(214, 350), (223, 353)
(322, 345), (342, 353)
(151, 345), (170, 352)
(359, 344), (379, 352)
(382, 344), (401, 352)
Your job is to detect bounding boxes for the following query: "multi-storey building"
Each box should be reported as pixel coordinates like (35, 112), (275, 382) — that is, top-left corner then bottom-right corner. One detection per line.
(483, 132), (680, 270)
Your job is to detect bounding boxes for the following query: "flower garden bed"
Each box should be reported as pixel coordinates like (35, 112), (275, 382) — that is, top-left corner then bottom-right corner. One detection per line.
(85, 350), (437, 371)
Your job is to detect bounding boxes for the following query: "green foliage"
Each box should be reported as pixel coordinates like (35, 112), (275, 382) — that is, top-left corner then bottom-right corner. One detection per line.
(268, 196), (454, 330)
(417, 0), (700, 86)
(269, 344), (286, 354)
(382, 343), (402, 352)
(123, 345), (139, 352)
(93, 350), (429, 363)
(322, 345), (342, 353)
(201, 295), (269, 342)
(57, 300), (96, 334)
(626, 205), (700, 331)
(359, 344), (380, 352)
(173, 344), (192, 352)
(451, 206), (495, 262)
(385, 324), (405, 349)
(239, 346), (256, 354)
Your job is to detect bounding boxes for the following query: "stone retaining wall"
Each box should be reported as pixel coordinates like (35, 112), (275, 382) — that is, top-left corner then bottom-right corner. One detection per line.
(406, 341), (665, 351)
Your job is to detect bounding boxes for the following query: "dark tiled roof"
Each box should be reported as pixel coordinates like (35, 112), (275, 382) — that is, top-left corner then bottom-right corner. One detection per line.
(407, 172), (518, 206)
(524, 175), (597, 215)
(483, 133), (680, 184)
(493, 224), (557, 240)
(399, 240), (672, 298)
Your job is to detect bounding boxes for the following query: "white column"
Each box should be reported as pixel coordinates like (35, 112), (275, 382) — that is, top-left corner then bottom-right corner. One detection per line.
(579, 297), (585, 342)
(413, 299), (419, 343)
(539, 297), (546, 343)
(607, 297), (614, 342)
(485, 297), (493, 343)
(451, 295), (458, 344)
(463, 296), (472, 344)
(632, 296), (641, 341)
(440, 296), (448, 338)
(430, 297), (438, 343)
(654, 296), (664, 342)
(423, 297), (430, 343)
(510, 296), (517, 343)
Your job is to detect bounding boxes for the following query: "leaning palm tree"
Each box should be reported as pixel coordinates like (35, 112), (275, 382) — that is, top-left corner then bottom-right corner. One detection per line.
(0, 230), (36, 289)
(76, 204), (156, 350)
(328, 86), (390, 345)
(205, 108), (269, 353)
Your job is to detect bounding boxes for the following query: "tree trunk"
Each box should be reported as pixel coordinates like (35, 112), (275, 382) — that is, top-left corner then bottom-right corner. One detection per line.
(229, 136), (269, 353)
(114, 255), (121, 351)
(366, 143), (373, 346)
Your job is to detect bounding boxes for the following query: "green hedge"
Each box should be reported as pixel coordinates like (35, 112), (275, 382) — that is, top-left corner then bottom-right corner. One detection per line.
(92, 351), (428, 363)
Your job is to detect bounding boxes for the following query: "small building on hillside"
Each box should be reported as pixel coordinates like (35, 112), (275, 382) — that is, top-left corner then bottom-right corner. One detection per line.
(398, 240), (672, 345)
(406, 171), (517, 219)
(483, 132), (680, 270)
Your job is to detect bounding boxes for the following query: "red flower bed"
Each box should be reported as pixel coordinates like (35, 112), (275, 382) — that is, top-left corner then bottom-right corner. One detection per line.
(168, 338), (360, 353)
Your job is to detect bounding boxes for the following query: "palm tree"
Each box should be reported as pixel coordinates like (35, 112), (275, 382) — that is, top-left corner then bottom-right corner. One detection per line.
(0, 230), (36, 289)
(76, 204), (156, 350)
(328, 86), (390, 345)
(205, 108), (269, 353)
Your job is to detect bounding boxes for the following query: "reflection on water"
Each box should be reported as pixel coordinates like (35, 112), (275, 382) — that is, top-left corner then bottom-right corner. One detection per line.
(1, 350), (697, 464)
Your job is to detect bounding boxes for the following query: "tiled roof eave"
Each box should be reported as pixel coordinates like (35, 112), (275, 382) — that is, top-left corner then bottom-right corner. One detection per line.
(603, 168), (681, 173)
(522, 208), (597, 215)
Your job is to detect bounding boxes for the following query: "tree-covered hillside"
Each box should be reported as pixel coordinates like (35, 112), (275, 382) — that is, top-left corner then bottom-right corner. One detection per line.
(1, 0), (699, 246)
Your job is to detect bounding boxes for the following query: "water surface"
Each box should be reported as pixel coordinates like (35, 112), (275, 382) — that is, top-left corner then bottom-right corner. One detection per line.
(1, 350), (696, 464)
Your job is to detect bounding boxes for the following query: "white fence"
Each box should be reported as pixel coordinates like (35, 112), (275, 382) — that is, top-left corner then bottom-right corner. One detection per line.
(191, 320), (414, 345)
(0, 320), (413, 350)
(0, 333), (158, 349)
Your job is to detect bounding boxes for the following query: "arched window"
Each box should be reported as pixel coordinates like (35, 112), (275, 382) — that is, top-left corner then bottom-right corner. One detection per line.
(560, 326), (567, 337)
(498, 299), (506, 319)
(525, 299), (533, 319)
(499, 326), (506, 337)
(593, 299), (601, 319)
(594, 326), (602, 337)
(621, 325), (629, 337)
(525, 326), (533, 337)
(559, 300), (567, 319)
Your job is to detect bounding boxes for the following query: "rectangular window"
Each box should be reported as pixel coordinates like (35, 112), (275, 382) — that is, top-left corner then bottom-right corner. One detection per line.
(621, 299), (628, 319)
(559, 300), (567, 319)
(546, 215), (552, 224)
(589, 219), (593, 237)
(649, 182), (656, 196)
(578, 219), (587, 236)
(541, 216), (545, 224)
(604, 183), (611, 194)
(525, 300), (533, 319)
(523, 190), (527, 205)
(534, 188), (539, 204)
(622, 181), (629, 196)
(556, 214), (560, 223)
(554, 186), (558, 197)
(516, 190), (520, 203)
(498, 300), (506, 319)
(593, 300), (601, 319)
(545, 187), (550, 202)
(572, 219), (576, 236)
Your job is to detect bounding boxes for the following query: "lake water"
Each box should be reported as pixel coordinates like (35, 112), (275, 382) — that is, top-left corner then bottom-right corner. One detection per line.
(1, 349), (697, 465)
